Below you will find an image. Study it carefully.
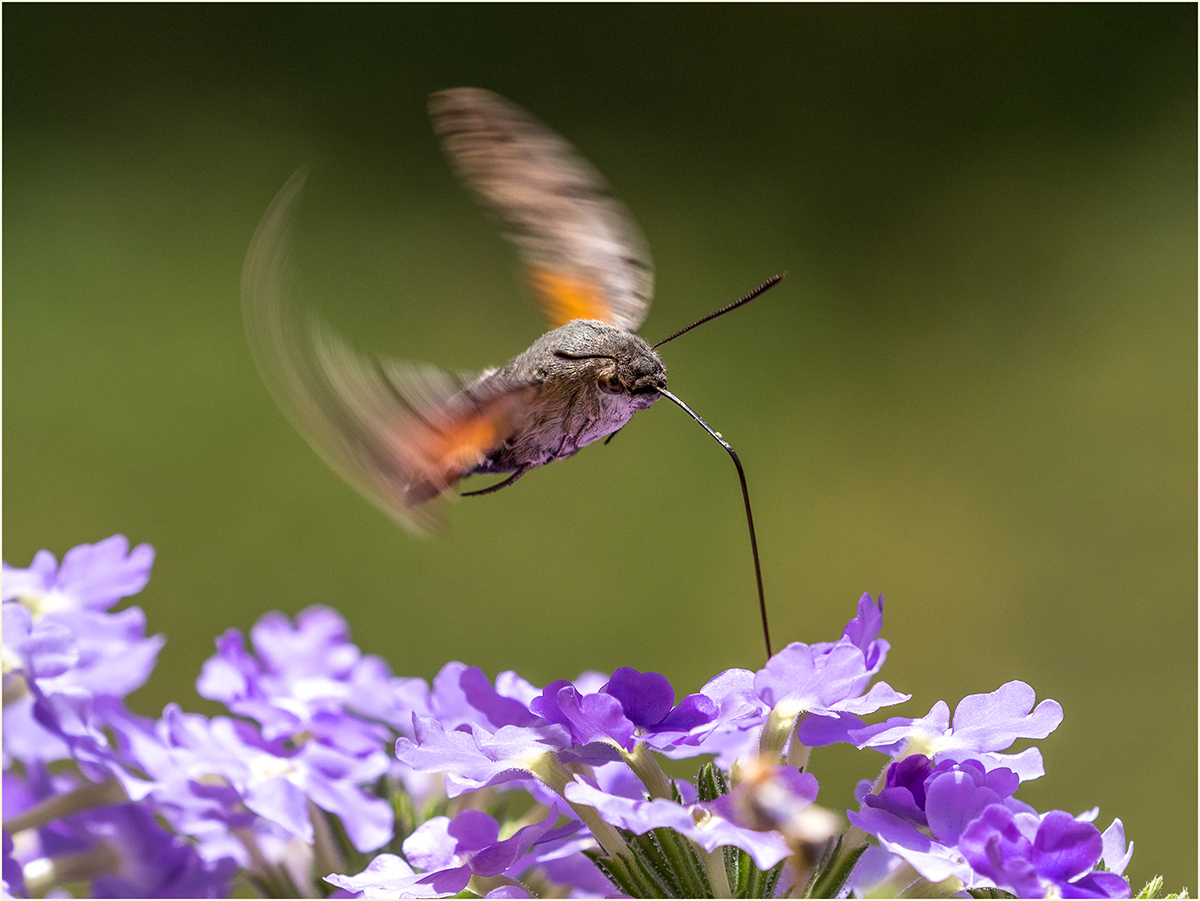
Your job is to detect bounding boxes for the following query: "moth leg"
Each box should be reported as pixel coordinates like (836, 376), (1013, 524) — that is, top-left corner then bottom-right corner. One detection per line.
(551, 432), (573, 461)
(556, 418), (596, 458)
(603, 427), (624, 446)
(461, 464), (533, 497)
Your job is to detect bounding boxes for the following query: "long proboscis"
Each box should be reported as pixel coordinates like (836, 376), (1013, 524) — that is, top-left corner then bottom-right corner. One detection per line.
(656, 387), (772, 660)
(652, 273), (786, 350)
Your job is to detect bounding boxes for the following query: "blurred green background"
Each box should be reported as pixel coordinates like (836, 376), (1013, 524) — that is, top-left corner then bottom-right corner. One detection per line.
(4, 4), (1195, 892)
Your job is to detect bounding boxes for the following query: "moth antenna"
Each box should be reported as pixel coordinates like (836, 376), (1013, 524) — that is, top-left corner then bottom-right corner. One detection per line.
(652, 273), (786, 350)
(656, 387), (773, 660)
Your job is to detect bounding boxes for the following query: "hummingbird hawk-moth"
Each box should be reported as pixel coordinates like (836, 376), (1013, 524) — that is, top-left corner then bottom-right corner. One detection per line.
(242, 88), (780, 653)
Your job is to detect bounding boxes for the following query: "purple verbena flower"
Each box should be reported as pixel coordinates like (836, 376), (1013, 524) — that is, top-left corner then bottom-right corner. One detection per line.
(2, 538), (163, 785)
(395, 665), (660, 801)
(196, 606), (425, 753)
(3, 536), (164, 715)
(810, 592), (890, 672)
(394, 715), (604, 799)
(678, 595), (908, 765)
(1, 532), (1150, 901)
(1100, 818), (1133, 877)
(4, 765), (235, 898)
(754, 639), (908, 722)
(959, 806), (1131, 898)
(869, 756), (1030, 841)
(426, 662), (541, 732)
(850, 681), (1063, 780)
(2, 603), (76, 683)
(66, 804), (237, 898)
(601, 667), (718, 747)
(848, 756), (1037, 885)
(530, 680), (634, 750)
(528, 667), (717, 754)
(2, 535), (154, 617)
(124, 704), (392, 857)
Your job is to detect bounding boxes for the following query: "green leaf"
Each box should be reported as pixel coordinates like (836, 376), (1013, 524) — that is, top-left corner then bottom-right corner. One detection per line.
(742, 857), (785, 899)
(1135, 876), (1165, 899)
(805, 834), (867, 898)
(696, 761), (731, 803)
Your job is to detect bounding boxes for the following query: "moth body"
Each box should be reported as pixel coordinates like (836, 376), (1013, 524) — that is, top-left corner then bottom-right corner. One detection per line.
(244, 88), (666, 532)
(471, 319), (667, 475)
(241, 86), (778, 655)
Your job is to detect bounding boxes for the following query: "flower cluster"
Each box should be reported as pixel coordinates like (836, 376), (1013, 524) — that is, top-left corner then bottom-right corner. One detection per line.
(3, 536), (235, 897)
(1, 535), (1165, 898)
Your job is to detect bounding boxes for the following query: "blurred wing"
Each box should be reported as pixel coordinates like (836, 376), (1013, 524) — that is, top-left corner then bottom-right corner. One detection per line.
(241, 169), (536, 534)
(430, 87), (654, 332)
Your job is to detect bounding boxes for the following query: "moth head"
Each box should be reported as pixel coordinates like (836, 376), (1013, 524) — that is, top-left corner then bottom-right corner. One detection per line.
(551, 322), (666, 409)
(546, 319), (666, 404)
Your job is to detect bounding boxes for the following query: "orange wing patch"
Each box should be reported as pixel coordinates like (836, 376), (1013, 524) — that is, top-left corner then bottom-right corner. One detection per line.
(527, 265), (612, 327)
(396, 386), (535, 505)
(421, 410), (509, 478)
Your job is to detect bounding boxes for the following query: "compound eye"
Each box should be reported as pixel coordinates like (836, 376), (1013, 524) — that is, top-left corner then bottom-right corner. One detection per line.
(600, 373), (624, 395)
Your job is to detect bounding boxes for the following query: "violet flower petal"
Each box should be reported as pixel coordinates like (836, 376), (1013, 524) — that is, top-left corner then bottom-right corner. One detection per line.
(1032, 810), (1104, 886)
(3, 603), (77, 679)
(430, 663), (540, 731)
(955, 806), (1113, 897)
(755, 641), (908, 718)
(403, 816), (472, 871)
(326, 852), (465, 898)
(851, 684), (1061, 782)
(53, 536), (155, 611)
(650, 693), (718, 735)
(846, 806), (975, 886)
(532, 682), (634, 750)
(2, 550), (59, 601)
(923, 762), (1013, 846)
(794, 712), (866, 748)
(839, 593), (885, 659)
(603, 668), (674, 727)
(82, 804), (237, 899)
(1100, 818), (1133, 877)
(949, 682), (1064, 752)
(395, 717), (580, 797)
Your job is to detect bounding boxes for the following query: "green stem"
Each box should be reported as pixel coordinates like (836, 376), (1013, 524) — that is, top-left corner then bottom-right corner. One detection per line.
(700, 846), (733, 898)
(897, 875), (964, 898)
(233, 825), (301, 898)
(787, 736), (812, 771)
(308, 800), (346, 882)
(22, 842), (121, 895)
(389, 777), (417, 849)
(759, 706), (802, 763)
(469, 874), (529, 896)
(3, 673), (30, 707)
(861, 860), (921, 898)
(622, 742), (674, 800)
(3, 777), (127, 834)
(526, 751), (631, 858)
